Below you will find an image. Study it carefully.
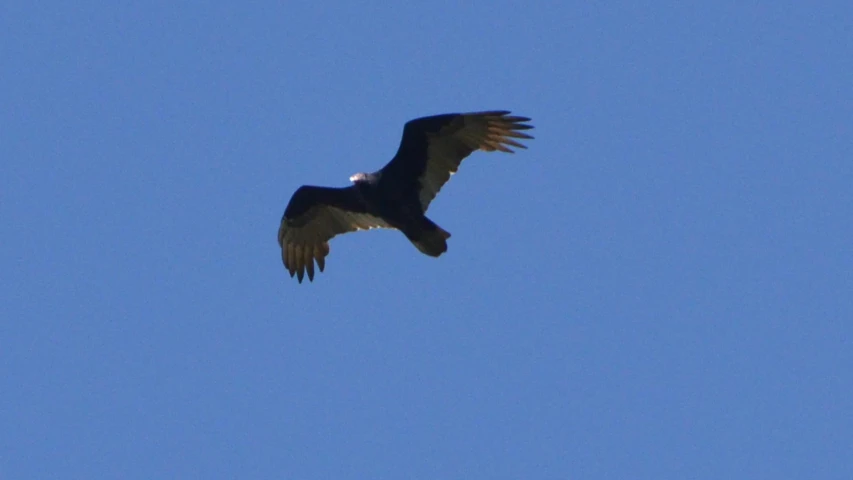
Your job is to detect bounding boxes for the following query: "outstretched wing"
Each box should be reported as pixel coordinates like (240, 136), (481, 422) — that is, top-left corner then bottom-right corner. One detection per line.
(380, 111), (534, 211)
(278, 185), (391, 283)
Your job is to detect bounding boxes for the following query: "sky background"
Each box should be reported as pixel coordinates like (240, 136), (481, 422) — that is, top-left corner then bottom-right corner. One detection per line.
(2, 1), (852, 478)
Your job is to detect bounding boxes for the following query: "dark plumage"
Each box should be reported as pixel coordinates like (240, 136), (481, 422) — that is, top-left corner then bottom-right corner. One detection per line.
(278, 110), (534, 283)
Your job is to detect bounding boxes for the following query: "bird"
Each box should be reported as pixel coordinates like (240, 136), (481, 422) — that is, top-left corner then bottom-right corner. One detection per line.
(277, 110), (534, 283)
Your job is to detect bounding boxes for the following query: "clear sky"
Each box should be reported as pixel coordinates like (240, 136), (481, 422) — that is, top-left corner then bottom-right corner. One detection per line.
(3, 1), (852, 478)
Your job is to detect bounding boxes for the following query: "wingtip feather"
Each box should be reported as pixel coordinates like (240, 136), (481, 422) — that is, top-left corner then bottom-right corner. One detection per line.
(315, 244), (327, 272)
(304, 248), (315, 282)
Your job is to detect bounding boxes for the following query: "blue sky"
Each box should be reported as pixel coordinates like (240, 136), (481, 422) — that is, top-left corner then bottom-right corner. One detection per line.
(2, 1), (852, 478)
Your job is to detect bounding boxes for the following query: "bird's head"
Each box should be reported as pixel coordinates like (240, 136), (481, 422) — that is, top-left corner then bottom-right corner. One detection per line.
(349, 172), (369, 183)
(349, 172), (380, 184)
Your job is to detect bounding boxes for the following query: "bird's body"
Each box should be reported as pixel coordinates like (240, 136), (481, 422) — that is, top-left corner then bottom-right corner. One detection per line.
(278, 110), (534, 283)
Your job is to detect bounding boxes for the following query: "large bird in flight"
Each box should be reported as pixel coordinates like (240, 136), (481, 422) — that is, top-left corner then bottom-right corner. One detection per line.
(278, 110), (534, 283)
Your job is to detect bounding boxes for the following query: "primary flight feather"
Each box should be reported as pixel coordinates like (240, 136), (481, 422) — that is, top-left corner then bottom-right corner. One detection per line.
(278, 110), (534, 283)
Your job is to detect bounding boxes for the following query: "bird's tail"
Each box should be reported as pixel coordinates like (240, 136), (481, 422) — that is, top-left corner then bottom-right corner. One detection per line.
(408, 217), (451, 257)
